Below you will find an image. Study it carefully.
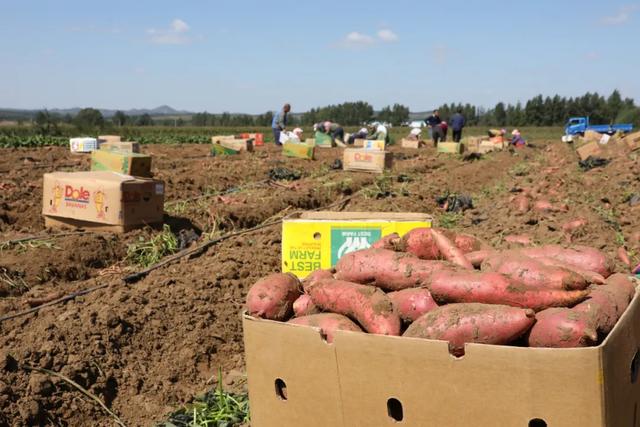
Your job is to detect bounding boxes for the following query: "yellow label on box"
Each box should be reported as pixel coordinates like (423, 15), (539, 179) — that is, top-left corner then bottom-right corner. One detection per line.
(282, 212), (432, 278)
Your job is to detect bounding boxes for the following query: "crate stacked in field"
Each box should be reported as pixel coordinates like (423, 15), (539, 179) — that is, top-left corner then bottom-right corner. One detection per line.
(240, 132), (264, 146)
(243, 223), (640, 426)
(282, 139), (316, 160)
(211, 135), (254, 156)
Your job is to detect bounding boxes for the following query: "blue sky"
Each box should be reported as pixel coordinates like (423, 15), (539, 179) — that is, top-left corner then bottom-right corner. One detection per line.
(1, 0), (639, 113)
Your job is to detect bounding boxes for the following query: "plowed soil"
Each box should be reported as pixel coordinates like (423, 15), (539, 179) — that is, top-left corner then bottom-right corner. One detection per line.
(1, 140), (639, 426)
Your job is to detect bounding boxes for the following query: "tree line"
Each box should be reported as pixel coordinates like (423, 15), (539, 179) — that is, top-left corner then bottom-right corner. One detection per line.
(12, 89), (640, 135)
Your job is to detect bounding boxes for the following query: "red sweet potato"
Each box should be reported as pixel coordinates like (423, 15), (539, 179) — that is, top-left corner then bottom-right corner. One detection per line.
(398, 228), (440, 259)
(518, 245), (612, 277)
(453, 233), (489, 253)
(574, 273), (636, 335)
(307, 278), (401, 335)
(302, 269), (335, 292)
(387, 288), (439, 322)
(293, 294), (320, 317)
(428, 271), (590, 311)
(504, 235), (532, 246)
(287, 313), (363, 343)
(466, 249), (497, 268)
(246, 273), (302, 320)
(533, 199), (568, 213)
(617, 247), (631, 267)
(371, 233), (400, 250)
(403, 303), (536, 356)
(334, 248), (452, 291)
(527, 308), (598, 348)
(431, 229), (474, 270)
(481, 253), (588, 290)
(512, 194), (530, 215)
(562, 218), (587, 242)
(535, 256), (605, 285)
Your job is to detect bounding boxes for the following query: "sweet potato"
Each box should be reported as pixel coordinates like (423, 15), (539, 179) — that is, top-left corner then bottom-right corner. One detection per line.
(518, 245), (612, 277)
(562, 218), (587, 242)
(403, 303), (535, 356)
(334, 248), (451, 291)
(481, 253), (588, 290)
(533, 199), (568, 213)
(504, 235), (532, 246)
(398, 228), (440, 259)
(302, 269), (335, 292)
(307, 278), (401, 335)
(246, 273), (302, 320)
(453, 233), (488, 253)
(512, 194), (530, 215)
(527, 308), (597, 348)
(431, 229), (473, 270)
(387, 288), (439, 322)
(287, 313), (362, 343)
(371, 233), (400, 250)
(466, 249), (496, 268)
(293, 294), (320, 317)
(535, 256), (605, 285)
(617, 247), (631, 267)
(428, 271), (590, 311)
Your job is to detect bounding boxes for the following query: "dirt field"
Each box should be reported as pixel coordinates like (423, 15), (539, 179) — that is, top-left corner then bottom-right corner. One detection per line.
(1, 138), (639, 426)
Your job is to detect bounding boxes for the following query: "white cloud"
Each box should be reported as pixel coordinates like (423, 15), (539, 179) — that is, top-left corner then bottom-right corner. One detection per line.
(377, 29), (398, 42)
(148, 18), (192, 45)
(344, 32), (374, 45)
(601, 4), (639, 25)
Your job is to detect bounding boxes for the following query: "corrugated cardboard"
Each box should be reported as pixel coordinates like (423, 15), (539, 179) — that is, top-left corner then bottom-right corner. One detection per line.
(400, 138), (423, 149)
(244, 290), (640, 427)
(99, 141), (141, 153)
(584, 130), (603, 142)
(437, 142), (464, 154)
(576, 141), (603, 161)
(91, 150), (152, 177)
(624, 131), (640, 151)
(211, 143), (240, 156)
(281, 211), (431, 278)
(42, 171), (164, 231)
(98, 135), (121, 144)
(353, 138), (366, 147)
(362, 140), (386, 151)
(240, 133), (264, 146)
(479, 140), (498, 154)
(211, 135), (236, 144)
(221, 138), (253, 152)
(69, 137), (98, 153)
(282, 141), (315, 160)
(343, 149), (392, 173)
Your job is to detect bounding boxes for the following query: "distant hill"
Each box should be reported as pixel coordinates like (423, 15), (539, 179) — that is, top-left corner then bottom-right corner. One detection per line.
(0, 105), (194, 120)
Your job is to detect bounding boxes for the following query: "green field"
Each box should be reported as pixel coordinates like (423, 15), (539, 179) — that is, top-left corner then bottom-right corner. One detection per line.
(0, 125), (565, 148)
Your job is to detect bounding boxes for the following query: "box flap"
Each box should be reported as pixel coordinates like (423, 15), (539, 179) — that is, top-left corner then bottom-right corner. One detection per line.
(294, 211), (431, 221)
(44, 171), (138, 184)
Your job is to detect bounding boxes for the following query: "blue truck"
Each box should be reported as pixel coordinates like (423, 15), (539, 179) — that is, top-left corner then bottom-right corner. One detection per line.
(564, 116), (633, 136)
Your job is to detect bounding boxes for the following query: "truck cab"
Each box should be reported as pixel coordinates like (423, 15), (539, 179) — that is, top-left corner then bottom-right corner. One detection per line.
(565, 117), (589, 135)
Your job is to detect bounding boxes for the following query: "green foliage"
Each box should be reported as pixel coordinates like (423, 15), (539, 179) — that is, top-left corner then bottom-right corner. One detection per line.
(112, 110), (128, 127)
(159, 372), (250, 427)
(74, 108), (104, 132)
(34, 110), (61, 135)
(438, 212), (463, 229)
(301, 101), (374, 126)
(126, 225), (178, 267)
(377, 104), (410, 126)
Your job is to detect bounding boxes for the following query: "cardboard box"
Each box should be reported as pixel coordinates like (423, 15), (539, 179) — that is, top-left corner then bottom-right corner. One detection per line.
(315, 132), (334, 148)
(98, 135), (121, 144)
(69, 137), (98, 153)
(343, 148), (392, 173)
(244, 291), (640, 427)
(353, 138), (366, 147)
(281, 211), (431, 278)
(584, 130), (603, 142)
(42, 171), (164, 232)
(240, 133), (264, 146)
(211, 143), (240, 156)
(576, 141), (603, 161)
(437, 142), (464, 154)
(91, 150), (152, 177)
(211, 135), (236, 144)
(99, 141), (141, 153)
(624, 131), (640, 151)
(400, 138), (423, 149)
(362, 140), (386, 151)
(283, 141), (315, 160)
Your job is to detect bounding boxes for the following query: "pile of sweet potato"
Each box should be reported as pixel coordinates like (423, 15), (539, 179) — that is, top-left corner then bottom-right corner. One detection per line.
(246, 227), (637, 352)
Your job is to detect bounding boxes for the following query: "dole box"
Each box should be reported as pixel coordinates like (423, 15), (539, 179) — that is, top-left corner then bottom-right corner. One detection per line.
(281, 211), (432, 278)
(42, 171), (164, 232)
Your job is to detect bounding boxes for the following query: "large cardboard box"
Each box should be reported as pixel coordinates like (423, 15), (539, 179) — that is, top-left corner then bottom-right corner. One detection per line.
(98, 135), (121, 144)
(91, 150), (152, 177)
(576, 141), (603, 161)
(400, 138), (423, 149)
(584, 130), (603, 142)
(42, 171), (164, 232)
(624, 131), (640, 151)
(211, 135), (236, 144)
(343, 148), (392, 173)
(315, 132), (334, 148)
(353, 138), (366, 147)
(69, 137), (98, 153)
(282, 141), (315, 160)
(244, 290), (640, 427)
(437, 142), (464, 154)
(281, 211), (431, 278)
(211, 137), (253, 152)
(99, 141), (141, 153)
(362, 140), (386, 150)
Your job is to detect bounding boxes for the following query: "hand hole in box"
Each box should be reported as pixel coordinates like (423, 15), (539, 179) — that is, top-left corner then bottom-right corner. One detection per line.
(448, 343), (465, 358)
(387, 398), (403, 422)
(313, 232), (321, 240)
(631, 349), (640, 384)
(274, 378), (288, 401)
(528, 418), (547, 427)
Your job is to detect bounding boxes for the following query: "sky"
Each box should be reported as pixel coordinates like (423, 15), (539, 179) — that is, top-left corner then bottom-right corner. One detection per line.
(1, 0), (639, 114)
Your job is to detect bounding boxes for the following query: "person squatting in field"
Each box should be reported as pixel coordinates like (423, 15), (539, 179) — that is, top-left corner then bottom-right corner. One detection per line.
(348, 127), (369, 145)
(315, 121), (345, 144)
(272, 103), (291, 146)
(510, 129), (526, 148)
(368, 122), (389, 143)
(406, 127), (422, 141)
